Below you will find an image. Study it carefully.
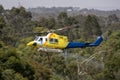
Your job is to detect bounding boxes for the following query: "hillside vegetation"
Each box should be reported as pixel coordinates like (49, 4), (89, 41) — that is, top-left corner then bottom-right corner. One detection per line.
(0, 5), (120, 80)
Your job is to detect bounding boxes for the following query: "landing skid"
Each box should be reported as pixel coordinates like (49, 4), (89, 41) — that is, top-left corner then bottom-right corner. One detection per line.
(38, 48), (63, 53)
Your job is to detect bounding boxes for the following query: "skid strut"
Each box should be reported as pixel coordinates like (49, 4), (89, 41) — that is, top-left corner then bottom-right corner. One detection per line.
(38, 48), (63, 53)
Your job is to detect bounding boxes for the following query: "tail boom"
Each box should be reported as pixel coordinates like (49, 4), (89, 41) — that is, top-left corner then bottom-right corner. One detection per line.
(66, 36), (103, 48)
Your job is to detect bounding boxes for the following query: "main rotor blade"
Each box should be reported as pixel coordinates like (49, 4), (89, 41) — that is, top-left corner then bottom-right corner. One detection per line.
(50, 24), (79, 32)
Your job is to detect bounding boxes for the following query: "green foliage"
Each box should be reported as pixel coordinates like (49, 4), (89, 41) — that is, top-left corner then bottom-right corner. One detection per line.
(50, 75), (64, 80)
(32, 61), (52, 80)
(108, 14), (119, 24)
(95, 30), (120, 80)
(66, 61), (78, 80)
(0, 41), (5, 48)
(0, 15), (6, 39)
(0, 5), (4, 14)
(83, 15), (102, 39)
(0, 45), (35, 80)
(34, 27), (48, 33)
(51, 54), (65, 75)
(2, 6), (34, 46)
(1, 69), (28, 80)
(58, 12), (68, 20)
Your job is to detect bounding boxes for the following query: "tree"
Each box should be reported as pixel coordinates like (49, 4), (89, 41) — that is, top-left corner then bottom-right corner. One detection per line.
(83, 15), (102, 39)
(2, 7), (34, 46)
(0, 16), (6, 40)
(36, 17), (56, 29)
(0, 5), (4, 15)
(58, 12), (68, 27)
(108, 14), (119, 24)
(0, 44), (35, 80)
(95, 30), (120, 80)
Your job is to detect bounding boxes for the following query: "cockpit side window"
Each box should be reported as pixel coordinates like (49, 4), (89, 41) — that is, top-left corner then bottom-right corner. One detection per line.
(49, 38), (58, 44)
(54, 39), (58, 43)
(46, 38), (47, 41)
(50, 38), (53, 43)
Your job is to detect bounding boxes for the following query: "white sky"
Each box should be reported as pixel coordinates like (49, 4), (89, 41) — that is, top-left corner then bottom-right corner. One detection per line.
(0, 0), (120, 10)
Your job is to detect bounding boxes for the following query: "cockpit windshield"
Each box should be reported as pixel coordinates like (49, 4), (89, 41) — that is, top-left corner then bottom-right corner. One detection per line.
(34, 37), (39, 41)
(39, 38), (43, 41)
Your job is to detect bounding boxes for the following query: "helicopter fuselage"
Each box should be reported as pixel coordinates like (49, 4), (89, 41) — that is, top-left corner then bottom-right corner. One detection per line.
(27, 33), (103, 51)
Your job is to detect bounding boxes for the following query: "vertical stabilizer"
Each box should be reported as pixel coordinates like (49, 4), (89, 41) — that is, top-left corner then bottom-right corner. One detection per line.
(89, 36), (103, 46)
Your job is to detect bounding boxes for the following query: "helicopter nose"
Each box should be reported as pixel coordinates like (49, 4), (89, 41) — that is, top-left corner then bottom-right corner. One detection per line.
(27, 41), (36, 46)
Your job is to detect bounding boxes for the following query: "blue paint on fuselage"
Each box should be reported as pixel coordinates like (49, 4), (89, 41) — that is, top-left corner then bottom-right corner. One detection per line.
(66, 36), (103, 48)
(66, 42), (87, 48)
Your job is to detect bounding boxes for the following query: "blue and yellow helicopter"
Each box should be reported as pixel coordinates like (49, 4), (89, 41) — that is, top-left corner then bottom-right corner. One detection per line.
(27, 26), (103, 52)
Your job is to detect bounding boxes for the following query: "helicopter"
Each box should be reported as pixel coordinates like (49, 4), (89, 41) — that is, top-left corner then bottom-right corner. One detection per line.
(27, 26), (103, 52)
